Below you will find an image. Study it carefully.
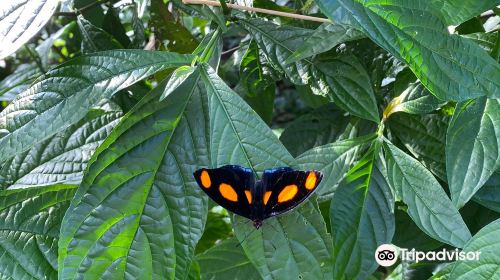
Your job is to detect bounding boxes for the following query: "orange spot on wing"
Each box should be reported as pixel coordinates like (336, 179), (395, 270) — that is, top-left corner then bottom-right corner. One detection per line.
(245, 190), (252, 204)
(278, 185), (298, 203)
(200, 170), (211, 188)
(263, 191), (272, 205)
(305, 172), (317, 190)
(219, 183), (238, 202)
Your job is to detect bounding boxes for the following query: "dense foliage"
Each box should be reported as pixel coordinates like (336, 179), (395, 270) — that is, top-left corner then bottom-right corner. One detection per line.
(0, 0), (499, 279)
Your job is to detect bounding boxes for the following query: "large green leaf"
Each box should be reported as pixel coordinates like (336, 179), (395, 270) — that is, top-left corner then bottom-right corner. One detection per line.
(388, 113), (448, 181)
(316, 0), (500, 101)
(473, 170), (500, 213)
(58, 69), (209, 280)
(431, 0), (500, 26)
(317, 56), (380, 123)
(280, 104), (350, 157)
(296, 134), (375, 198)
(0, 50), (194, 163)
(239, 18), (379, 122)
(197, 238), (260, 280)
(384, 140), (471, 248)
(0, 0), (59, 59)
(286, 23), (365, 63)
(0, 106), (122, 189)
(330, 145), (394, 280)
(448, 219), (500, 279)
(0, 184), (77, 280)
(200, 64), (332, 279)
(446, 97), (500, 208)
(0, 64), (41, 101)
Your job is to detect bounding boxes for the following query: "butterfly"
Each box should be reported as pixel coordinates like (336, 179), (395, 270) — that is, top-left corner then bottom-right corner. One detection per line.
(193, 165), (323, 229)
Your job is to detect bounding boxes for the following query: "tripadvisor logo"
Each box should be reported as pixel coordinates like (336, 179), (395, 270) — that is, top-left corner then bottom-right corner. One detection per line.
(375, 244), (481, 267)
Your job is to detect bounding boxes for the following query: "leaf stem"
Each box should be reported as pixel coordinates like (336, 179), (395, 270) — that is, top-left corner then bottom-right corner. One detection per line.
(182, 0), (332, 23)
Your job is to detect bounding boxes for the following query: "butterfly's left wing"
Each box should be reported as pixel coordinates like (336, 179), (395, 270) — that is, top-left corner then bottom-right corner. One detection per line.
(261, 168), (323, 219)
(193, 165), (254, 220)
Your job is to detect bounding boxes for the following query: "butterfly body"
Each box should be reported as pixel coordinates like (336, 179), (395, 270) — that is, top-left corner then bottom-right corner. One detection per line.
(193, 165), (322, 229)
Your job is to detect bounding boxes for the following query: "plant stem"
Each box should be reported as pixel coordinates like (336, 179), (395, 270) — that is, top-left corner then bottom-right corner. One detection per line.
(182, 0), (332, 23)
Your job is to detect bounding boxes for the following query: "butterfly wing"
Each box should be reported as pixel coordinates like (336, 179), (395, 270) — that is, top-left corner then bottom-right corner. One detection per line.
(261, 168), (322, 219)
(193, 165), (254, 220)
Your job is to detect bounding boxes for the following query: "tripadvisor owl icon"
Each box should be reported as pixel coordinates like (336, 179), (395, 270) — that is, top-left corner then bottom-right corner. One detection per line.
(375, 244), (398, 267)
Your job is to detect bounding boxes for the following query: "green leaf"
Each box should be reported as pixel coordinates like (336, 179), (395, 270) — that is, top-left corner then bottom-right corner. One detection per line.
(317, 57), (380, 122)
(384, 140), (471, 247)
(317, 0), (500, 101)
(201, 63), (292, 171)
(0, 50), (194, 164)
(77, 15), (123, 53)
(431, 0), (500, 26)
(446, 97), (500, 208)
(384, 82), (446, 117)
(238, 18), (314, 86)
(448, 218), (500, 279)
(239, 40), (276, 123)
(0, 0), (60, 59)
(0, 106), (122, 189)
(200, 64), (332, 279)
(330, 145), (395, 280)
(0, 64), (42, 101)
(58, 69), (209, 280)
(296, 134), (375, 198)
(280, 104), (350, 157)
(473, 170), (500, 213)
(387, 113), (448, 181)
(161, 66), (197, 101)
(239, 19), (379, 122)
(0, 184), (77, 280)
(286, 23), (365, 63)
(194, 29), (223, 69)
(197, 238), (260, 280)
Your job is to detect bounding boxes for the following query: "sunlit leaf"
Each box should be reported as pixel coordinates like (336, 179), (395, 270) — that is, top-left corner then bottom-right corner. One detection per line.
(59, 70), (209, 280)
(0, 0), (60, 59)
(0, 106), (122, 189)
(0, 50), (194, 163)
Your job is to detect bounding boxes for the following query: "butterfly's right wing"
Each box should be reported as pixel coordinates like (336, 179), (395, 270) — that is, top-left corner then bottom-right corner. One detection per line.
(193, 165), (254, 219)
(261, 167), (322, 219)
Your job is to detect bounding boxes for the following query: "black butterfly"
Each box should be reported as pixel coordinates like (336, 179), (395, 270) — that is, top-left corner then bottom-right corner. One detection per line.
(193, 165), (323, 229)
